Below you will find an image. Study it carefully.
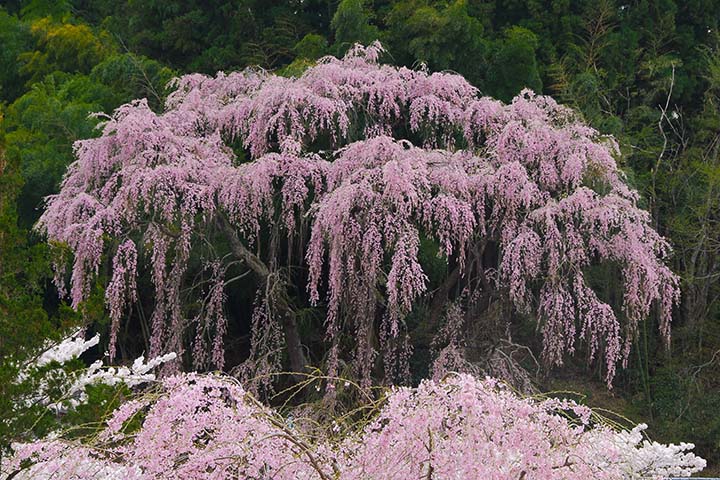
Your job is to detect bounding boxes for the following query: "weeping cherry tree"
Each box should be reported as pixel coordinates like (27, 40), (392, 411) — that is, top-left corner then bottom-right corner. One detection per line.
(38, 43), (679, 386)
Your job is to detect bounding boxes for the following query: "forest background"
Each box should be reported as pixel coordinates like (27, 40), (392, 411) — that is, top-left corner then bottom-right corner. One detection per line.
(1, 0), (719, 470)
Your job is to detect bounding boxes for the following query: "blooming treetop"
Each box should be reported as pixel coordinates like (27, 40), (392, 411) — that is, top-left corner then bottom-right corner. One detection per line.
(2, 373), (705, 479)
(38, 42), (679, 384)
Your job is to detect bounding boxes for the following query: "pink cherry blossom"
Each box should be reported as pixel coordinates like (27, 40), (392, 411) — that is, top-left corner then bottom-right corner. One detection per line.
(3, 373), (705, 479)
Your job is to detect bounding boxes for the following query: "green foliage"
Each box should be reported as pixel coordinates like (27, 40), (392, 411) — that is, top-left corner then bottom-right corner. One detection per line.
(331, 0), (381, 55)
(18, 17), (114, 86)
(276, 58), (317, 78)
(0, 9), (32, 103)
(0, 346), (133, 456)
(647, 362), (720, 467)
(19, 0), (73, 19)
(62, 383), (132, 439)
(98, 1), (324, 72)
(0, 110), (91, 455)
(294, 33), (329, 60)
(3, 73), (115, 226)
(486, 26), (542, 102)
(90, 53), (176, 110)
(0, 108), (55, 367)
(386, 0), (487, 85)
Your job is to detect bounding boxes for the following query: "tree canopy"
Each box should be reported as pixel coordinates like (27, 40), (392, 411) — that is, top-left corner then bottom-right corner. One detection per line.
(40, 44), (677, 390)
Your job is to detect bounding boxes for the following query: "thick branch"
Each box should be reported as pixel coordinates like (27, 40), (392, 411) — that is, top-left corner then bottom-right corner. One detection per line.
(218, 215), (270, 280)
(218, 214), (308, 374)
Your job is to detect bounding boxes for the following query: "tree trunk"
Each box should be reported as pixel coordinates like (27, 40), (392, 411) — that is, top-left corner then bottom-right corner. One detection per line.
(219, 215), (309, 374)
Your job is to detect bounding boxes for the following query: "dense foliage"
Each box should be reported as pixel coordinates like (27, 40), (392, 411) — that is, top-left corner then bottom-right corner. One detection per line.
(1, 0), (720, 473)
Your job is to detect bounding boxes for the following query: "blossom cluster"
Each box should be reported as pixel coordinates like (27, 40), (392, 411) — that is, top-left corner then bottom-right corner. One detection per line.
(14, 330), (175, 412)
(1, 373), (705, 479)
(47, 352), (177, 412)
(33, 331), (100, 368)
